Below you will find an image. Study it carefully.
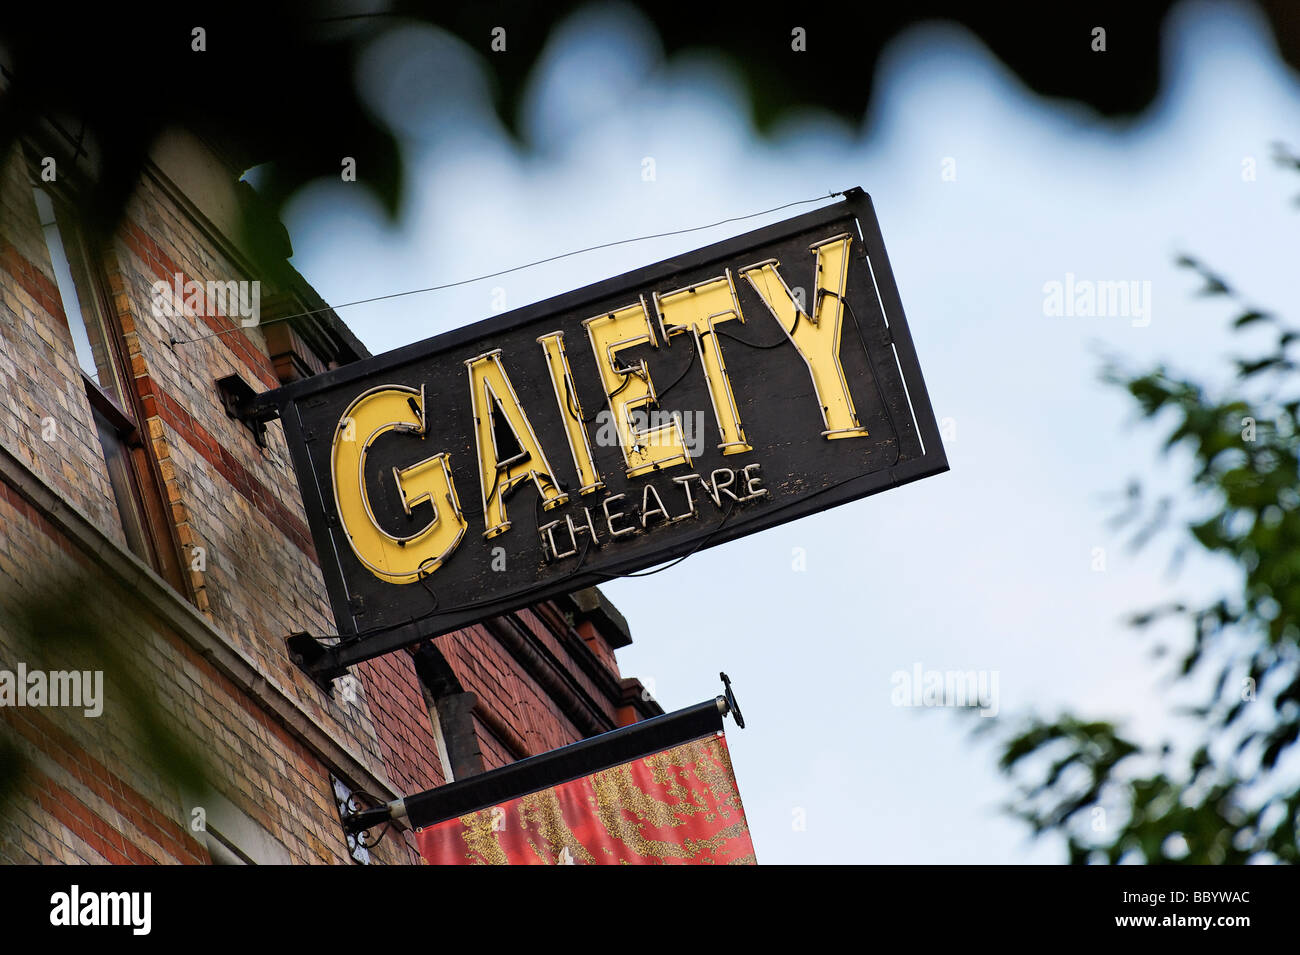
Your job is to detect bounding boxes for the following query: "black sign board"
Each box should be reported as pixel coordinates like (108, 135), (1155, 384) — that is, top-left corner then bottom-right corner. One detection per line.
(254, 188), (947, 678)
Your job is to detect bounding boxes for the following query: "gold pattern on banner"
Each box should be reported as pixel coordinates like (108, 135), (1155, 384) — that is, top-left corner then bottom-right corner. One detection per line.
(647, 737), (745, 818)
(685, 743), (745, 818)
(590, 764), (691, 862)
(589, 736), (749, 861)
(681, 820), (751, 860)
(590, 765), (695, 861)
(517, 789), (596, 864)
(459, 808), (508, 864)
(642, 747), (710, 817)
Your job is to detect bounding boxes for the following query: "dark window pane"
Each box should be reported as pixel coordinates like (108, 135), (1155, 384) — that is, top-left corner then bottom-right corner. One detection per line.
(92, 406), (151, 562)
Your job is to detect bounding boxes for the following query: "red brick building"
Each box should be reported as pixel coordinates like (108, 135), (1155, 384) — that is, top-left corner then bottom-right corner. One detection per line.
(0, 121), (659, 865)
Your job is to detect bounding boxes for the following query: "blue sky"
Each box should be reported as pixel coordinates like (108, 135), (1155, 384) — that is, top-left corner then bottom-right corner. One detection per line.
(282, 0), (1300, 862)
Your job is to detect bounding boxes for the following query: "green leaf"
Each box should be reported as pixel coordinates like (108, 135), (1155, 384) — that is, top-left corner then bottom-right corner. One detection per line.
(1233, 311), (1270, 328)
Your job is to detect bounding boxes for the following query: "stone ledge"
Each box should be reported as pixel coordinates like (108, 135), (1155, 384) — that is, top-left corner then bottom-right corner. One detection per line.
(0, 439), (400, 807)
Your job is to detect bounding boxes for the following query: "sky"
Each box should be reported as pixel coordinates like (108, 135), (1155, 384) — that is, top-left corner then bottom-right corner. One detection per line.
(279, 0), (1300, 862)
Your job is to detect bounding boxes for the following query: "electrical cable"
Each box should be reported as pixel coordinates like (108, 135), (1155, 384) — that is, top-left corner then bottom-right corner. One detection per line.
(169, 192), (844, 346)
(712, 309), (800, 349)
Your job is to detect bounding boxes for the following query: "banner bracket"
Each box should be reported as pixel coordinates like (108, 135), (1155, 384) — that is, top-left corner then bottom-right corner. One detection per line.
(720, 672), (745, 729)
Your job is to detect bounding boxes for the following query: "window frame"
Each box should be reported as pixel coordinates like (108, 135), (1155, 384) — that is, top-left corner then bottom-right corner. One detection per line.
(29, 167), (188, 594)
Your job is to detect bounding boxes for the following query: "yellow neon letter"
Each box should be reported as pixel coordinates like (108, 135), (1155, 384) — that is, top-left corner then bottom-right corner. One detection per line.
(652, 270), (750, 454)
(740, 233), (868, 439)
(330, 384), (467, 584)
(583, 297), (690, 478)
(537, 331), (603, 495)
(466, 350), (567, 539)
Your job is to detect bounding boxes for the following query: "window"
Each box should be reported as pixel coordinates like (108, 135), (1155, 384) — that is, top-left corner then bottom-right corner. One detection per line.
(182, 789), (292, 865)
(90, 400), (152, 560)
(32, 182), (185, 590)
(32, 187), (124, 399)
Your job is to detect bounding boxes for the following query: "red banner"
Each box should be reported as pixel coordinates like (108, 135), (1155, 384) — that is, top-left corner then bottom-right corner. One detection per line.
(415, 732), (755, 864)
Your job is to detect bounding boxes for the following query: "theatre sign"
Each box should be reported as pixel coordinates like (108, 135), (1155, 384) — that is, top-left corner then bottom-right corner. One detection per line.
(253, 188), (947, 679)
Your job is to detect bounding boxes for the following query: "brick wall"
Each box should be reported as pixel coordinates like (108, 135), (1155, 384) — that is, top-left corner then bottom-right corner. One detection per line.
(0, 136), (651, 865)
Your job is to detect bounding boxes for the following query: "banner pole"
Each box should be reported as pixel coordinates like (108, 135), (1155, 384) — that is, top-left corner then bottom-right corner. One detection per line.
(345, 690), (741, 836)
